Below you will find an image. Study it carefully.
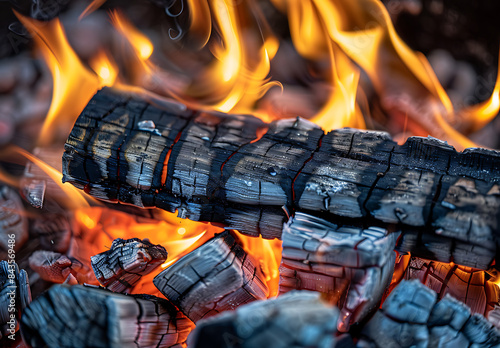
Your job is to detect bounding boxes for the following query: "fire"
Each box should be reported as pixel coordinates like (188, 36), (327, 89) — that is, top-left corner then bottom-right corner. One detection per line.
(89, 50), (119, 86)
(274, 0), (499, 149)
(15, 0), (500, 302)
(73, 207), (219, 294)
(110, 10), (153, 61)
(236, 231), (282, 297)
(185, 0), (280, 114)
(15, 12), (101, 146)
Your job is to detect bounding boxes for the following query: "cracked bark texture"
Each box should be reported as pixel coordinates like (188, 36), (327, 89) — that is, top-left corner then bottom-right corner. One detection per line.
(404, 257), (500, 319)
(359, 280), (500, 347)
(63, 88), (500, 268)
(91, 238), (168, 293)
(0, 261), (30, 340)
(153, 231), (269, 323)
(280, 212), (398, 332)
(29, 250), (89, 283)
(188, 290), (341, 348)
(20, 284), (194, 348)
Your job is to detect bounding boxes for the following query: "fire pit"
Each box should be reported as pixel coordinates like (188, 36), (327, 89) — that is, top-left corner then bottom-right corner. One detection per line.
(1, 0), (500, 347)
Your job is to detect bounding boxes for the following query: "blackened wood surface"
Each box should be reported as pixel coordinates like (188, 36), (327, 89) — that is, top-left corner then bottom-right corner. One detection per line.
(91, 238), (168, 293)
(404, 257), (500, 318)
(280, 212), (397, 331)
(188, 290), (340, 348)
(21, 284), (194, 348)
(62, 88), (500, 264)
(360, 280), (500, 347)
(153, 231), (268, 322)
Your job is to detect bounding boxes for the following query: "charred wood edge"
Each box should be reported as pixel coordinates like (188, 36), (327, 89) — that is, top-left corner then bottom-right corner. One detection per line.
(187, 290), (340, 348)
(280, 212), (398, 331)
(0, 260), (31, 339)
(91, 237), (168, 293)
(360, 280), (500, 347)
(404, 257), (500, 318)
(187, 281), (500, 348)
(0, 185), (28, 259)
(153, 231), (269, 323)
(28, 250), (88, 284)
(20, 284), (195, 348)
(62, 87), (500, 264)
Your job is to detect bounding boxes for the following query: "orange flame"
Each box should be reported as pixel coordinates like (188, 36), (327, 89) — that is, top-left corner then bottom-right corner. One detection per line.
(79, 0), (107, 20)
(15, 12), (101, 146)
(110, 10), (153, 62)
(186, 0), (280, 113)
(236, 231), (282, 298)
(272, 0), (498, 149)
(89, 50), (119, 86)
(460, 57), (500, 132)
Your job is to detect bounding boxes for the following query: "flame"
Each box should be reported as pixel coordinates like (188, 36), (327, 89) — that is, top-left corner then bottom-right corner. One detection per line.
(90, 50), (119, 86)
(79, 0), (107, 20)
(15, 12), (101, 146)
(460, 57), (500, 132)
(186, 0), (280, 113)
(110, 10), (153, 61)
(271, 0), (500, 149)
(73, 207), (219, 293)
(235, 231), (282, 298)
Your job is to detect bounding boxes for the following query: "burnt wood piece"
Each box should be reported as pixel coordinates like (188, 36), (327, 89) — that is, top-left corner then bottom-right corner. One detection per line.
(153, 231), (268, 322)
(0, 261), (31, 340)
(62, 88), (500, 264)
(20, 284), (194, 348)
(30, 213), (72, 253)
(20, 147), (65, 209)
(91, 238), (168, 293)
(28, 250), (89, 284)
(404, 257), (500, 318)
(280, 212), (398, 332)
(0, 185), (28, 260)
(188, 290), (341, 348)
(360, 280), (500, 347)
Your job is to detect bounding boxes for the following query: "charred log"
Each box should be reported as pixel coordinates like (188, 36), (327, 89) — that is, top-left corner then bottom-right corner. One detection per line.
(404, 257), (500, 318)
(188, 290), (341, 348)
(62, 88), (500, 269)
(280, 212), (398, 331)
(20, 284), (194, 348)
(91, 238), (168, 293)
(360, 280), (500, 347)
(0, 261), (31, 340)
(153, 231), (268, 322)
(0, 186), (28, 260)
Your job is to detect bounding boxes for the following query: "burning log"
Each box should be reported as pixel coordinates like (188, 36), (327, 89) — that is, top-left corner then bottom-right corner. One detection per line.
(359, 280), (500, 347)
(153, 231), (269, 322)
(404, 257), (500, 317)
(0, 186), (28, 260)
(91, 238), (168, 293)
(20, 284), (195, 348)
(188, 290), (342, 348)
(28, 250), (89, 284)
(280, 212), (398, 331)
(63, 88), (500, 269)
(1, 261), (31, 340)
